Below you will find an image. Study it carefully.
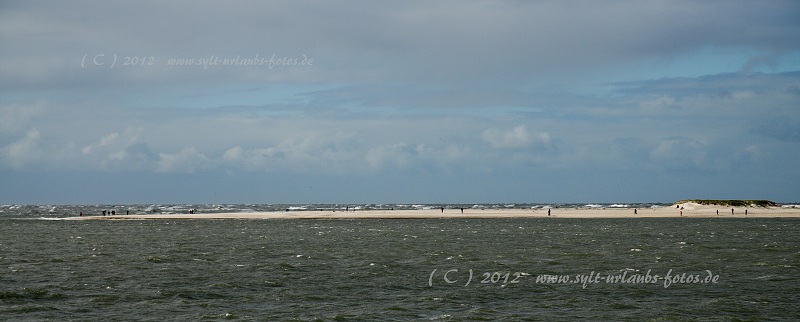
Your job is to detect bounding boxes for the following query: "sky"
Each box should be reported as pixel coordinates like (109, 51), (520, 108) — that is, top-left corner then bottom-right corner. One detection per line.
(1, 1), (799, 204)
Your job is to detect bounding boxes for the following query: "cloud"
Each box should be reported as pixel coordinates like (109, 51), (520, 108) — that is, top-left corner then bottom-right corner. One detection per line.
(3, 1), (799, 93)
(648, 137), (710, 171)
(365, 143), (417, 169)
(117, 142), (159, 168)
(482, 126), (550, 150)
(156, 147), (211, 173)
(0, 129), (42, 169)
(82, 132), (118, 154)
(752, 121), (800, 142)
(222, 146), (243, 161)
(0, 102), (45, 135)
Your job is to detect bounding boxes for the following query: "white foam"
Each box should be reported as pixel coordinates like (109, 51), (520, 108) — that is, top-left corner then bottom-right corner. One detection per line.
(33, 217), (72, 221)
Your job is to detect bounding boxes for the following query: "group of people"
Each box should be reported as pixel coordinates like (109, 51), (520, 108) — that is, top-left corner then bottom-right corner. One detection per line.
(675, 204), (749, 216)
(78, 209), (129, 216)
(715, 208), (747, 215)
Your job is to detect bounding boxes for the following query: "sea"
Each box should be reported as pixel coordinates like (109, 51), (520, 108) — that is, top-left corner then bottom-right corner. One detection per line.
(1, 204), (798, 321)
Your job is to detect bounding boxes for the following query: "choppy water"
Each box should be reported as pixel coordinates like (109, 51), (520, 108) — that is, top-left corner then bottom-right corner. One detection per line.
(1, 205), (798, 320)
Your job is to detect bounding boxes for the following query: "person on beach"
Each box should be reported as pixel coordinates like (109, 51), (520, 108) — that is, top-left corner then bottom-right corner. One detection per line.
(634, 209), (637, 215)
(460, 208), (464, 213)
(79, 212), (83, 217)
(717, 210), (719, 215)
(745, 209), (747, 215)
(732, 208), (734, 215)
(440, 207), (444, 213)
(102, 210), (106, 216)
(548, 209), (551, 216)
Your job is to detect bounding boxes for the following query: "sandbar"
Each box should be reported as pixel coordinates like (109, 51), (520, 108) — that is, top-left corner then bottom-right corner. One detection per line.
(68, 203), (800, 220)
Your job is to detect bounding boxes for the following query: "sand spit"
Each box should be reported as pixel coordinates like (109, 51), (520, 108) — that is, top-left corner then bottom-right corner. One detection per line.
(68, 203), (800, 220)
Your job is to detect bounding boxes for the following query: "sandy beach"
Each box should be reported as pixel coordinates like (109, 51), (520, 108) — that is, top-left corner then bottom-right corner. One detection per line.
(70, 203), (800, 220)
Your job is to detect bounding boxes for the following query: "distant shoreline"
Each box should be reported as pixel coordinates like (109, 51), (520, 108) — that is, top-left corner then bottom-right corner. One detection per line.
(69, 202), (800, 220)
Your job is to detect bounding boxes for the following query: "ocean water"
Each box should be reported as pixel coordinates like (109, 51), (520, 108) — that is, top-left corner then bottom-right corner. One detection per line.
(1, 205), (798, 320)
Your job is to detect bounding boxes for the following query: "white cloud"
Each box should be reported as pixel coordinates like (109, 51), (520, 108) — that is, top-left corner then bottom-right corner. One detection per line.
(222, 146), (243, 161)
(482, 125), (550, 150)
(639, 95), (677, 111)
(0, 102), (45, 135)
(0, 128), (42, 169)
(156, 147), (211, 173)
(82, 132), (119, 154)
(483, 126), (530, 149)
(365, 143), (416, 169)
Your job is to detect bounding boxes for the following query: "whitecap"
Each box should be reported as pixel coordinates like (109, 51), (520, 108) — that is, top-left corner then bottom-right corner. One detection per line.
(429, 314), (452, 320)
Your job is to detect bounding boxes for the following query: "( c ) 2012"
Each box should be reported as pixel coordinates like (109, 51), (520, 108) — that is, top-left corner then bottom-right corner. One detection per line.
(481, 272), (524, 285)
